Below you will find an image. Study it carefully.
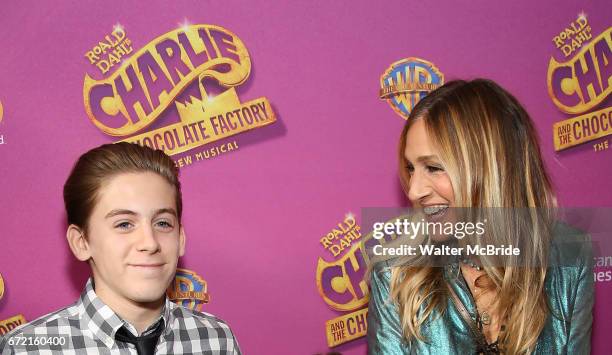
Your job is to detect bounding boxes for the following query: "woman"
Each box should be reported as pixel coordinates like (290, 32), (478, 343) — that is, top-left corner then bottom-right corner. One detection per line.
(367, 79), (593, 354)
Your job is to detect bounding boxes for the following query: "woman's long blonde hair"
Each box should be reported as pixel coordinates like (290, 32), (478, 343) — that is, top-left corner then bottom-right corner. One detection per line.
(392, 79), (556, 354)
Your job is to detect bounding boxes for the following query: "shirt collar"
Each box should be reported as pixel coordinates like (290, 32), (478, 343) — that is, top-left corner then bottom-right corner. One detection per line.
(77, 278), (174, 348)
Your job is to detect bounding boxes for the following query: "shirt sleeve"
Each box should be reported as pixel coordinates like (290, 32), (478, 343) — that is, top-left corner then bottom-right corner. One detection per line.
(0, 333), (20, 355)
(231, 328), (242, 355)
(0, 336), (11, 355)
(366, 263), (409, 355)
(566, 248), (594, 354)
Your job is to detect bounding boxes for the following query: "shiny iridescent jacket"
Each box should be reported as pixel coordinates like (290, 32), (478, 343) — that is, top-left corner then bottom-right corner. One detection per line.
(367, 223), (594, 354)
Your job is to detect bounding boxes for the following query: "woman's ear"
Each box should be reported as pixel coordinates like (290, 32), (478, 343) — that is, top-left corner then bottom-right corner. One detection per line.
(66, 224), (91, 261)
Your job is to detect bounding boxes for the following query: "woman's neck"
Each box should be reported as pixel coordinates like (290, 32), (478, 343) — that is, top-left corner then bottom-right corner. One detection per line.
(459, 264), (503, 344)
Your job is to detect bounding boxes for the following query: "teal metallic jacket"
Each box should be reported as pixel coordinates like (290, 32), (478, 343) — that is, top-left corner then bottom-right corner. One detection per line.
(367, 224), (594, 354)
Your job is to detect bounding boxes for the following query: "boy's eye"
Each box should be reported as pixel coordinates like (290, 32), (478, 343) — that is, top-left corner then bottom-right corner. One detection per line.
(115, 221), (133, 230)
(155, 220), (174, 229)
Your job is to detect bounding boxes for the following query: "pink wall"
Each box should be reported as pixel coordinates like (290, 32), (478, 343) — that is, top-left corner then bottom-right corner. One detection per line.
(0, 1), (610, 353)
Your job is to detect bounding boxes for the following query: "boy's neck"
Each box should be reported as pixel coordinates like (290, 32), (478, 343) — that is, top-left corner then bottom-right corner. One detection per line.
(93, 280), (165, 335)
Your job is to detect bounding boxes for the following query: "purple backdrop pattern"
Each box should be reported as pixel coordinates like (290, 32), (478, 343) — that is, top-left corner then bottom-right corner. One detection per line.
(0, 1), (610, 354)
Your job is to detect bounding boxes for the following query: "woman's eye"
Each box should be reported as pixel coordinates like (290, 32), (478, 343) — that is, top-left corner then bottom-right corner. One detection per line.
(426, 165), (444, 173)
(406, 164), (415, 175)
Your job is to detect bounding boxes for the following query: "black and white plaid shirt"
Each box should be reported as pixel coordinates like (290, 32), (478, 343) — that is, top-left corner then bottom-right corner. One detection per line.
(0, 278), (241, 354)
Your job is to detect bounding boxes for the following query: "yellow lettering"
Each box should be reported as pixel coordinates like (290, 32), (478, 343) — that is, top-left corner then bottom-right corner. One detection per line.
(96, 60), (111, 74)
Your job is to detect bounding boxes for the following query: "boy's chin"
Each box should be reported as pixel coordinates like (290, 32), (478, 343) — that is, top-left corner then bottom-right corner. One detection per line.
(128, 291), (167, 305)
(124, 284), (169, 304)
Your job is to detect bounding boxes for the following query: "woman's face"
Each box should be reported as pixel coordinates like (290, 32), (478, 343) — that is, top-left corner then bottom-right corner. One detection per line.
(403, 118), (455, 218)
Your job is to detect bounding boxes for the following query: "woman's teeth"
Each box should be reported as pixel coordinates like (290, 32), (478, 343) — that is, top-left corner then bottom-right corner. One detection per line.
(424, 205), (448, 216)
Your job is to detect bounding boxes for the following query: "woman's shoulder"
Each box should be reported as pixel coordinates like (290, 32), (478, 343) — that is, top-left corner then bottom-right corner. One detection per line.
(549, 221), (593, 268)
(546, 221), (594, 301)
(369, 260), (394, 286)
(551, 221), (591, 242)
(369, 259), (407, 302)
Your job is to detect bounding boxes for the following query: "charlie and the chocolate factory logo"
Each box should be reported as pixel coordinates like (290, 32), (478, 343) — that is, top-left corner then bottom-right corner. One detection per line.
(547, 15), (611, 152)
(316, 214), (368, 347)
(82, 24), (275, 163)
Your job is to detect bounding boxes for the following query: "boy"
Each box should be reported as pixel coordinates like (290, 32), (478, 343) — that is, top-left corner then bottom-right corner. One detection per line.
(0, 143), (241, 354)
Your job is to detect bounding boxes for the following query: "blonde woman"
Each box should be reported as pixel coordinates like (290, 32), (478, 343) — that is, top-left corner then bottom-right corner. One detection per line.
(367, 79), (593, 354)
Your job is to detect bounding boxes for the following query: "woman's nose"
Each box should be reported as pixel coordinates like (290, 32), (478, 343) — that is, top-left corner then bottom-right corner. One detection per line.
(407, 169), (432, 204)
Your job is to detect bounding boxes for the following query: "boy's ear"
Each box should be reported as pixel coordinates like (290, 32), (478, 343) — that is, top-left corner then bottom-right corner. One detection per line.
(179, 225), (186, 257)
(66, 224), (91, 261)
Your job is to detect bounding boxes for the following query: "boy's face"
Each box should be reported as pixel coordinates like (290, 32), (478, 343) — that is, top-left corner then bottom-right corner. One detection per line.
(83, 172), (185, 305)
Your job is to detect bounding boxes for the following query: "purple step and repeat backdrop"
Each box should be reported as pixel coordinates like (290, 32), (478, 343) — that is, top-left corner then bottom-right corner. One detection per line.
(0, 1), (610, 354)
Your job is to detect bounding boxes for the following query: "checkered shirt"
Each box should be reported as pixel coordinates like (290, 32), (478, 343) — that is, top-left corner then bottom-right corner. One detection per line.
(0, 278), (241, 354)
